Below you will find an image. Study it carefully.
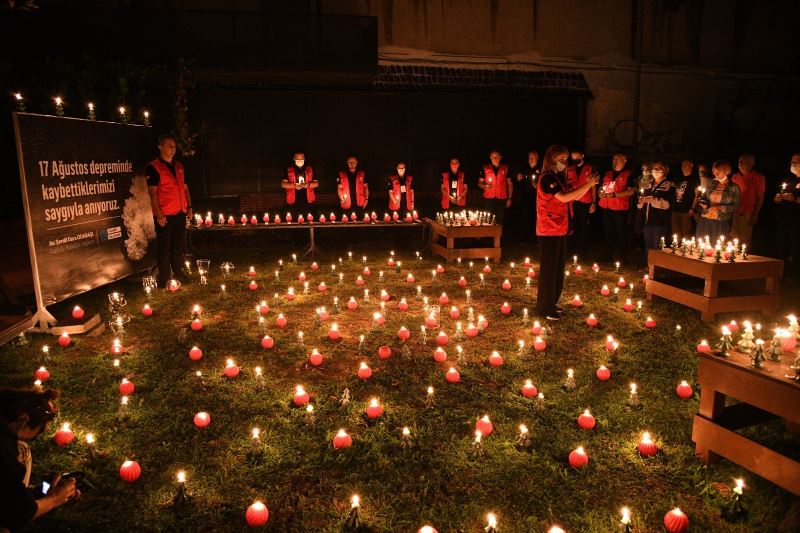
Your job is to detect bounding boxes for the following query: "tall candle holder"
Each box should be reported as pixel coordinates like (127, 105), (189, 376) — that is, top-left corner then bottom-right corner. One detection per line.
(141, 276), (157, 297)
(196, 259), (210, 285)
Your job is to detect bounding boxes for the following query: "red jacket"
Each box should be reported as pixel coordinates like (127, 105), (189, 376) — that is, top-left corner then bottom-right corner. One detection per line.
(388, 175), (414, 211)
(536, 171), (570, 236)
(441, 171), (466, 209)
(598, 169), (632, 211)
(482, 164), (509, 199)
(285, 166), (315, 205)
(150, 158), (187, 216)
(567, 163), (595, 204)
(338, 170), (367, 209)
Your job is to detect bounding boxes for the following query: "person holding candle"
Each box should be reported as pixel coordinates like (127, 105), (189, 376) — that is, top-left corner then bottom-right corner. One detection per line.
(513, 150), (540, 246)
(566, 148), (596, 259)
(598, 153), (634, 263)
(773, 153), (800, 278)
(282, 151), (318, 212)
(441, 158), (468, 210)
(730, 153), (765, 245)
(147, 134), (193, 287)
(671, 159), (700, 239)
(477, 150), (513, 225)
(0, 387), (80, 531)
(636, 161), (675, 253)
(388, 162), (414, 213)
(536, 145), (599, 321)
(337, 154), (369, 212)
(695, 160), (741, 241)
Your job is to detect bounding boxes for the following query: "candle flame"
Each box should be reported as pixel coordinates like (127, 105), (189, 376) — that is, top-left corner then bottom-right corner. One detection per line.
(177, 470), (186, 483)
(85, 433), (95, 444)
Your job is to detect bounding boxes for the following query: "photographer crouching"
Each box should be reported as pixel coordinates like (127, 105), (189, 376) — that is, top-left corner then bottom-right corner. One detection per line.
(0, 388), (80, 532)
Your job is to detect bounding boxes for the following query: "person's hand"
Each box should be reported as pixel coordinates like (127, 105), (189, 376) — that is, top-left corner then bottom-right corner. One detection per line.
(157, 215), (167, 227)
(589, 204), (597, 214)
(516, 173), (524, 182)
(587, 174), (600, 188)
(48, 475), (79, 506)
(506, 199), (512, 208)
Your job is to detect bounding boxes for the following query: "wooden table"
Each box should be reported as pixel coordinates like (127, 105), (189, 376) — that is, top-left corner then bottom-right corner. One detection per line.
(646, 250), (782, 321)
(692, 348), (800, 495)
(426, 218), (502, 263)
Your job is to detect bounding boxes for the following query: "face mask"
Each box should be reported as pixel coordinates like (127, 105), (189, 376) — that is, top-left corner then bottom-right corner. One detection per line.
(555, 162), (566, 172)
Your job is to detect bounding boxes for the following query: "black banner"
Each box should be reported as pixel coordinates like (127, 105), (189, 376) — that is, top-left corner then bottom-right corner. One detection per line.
(14, 113), (156, 305)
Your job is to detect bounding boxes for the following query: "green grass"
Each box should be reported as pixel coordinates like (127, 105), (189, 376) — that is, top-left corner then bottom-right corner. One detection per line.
(1, 238), (798, 532)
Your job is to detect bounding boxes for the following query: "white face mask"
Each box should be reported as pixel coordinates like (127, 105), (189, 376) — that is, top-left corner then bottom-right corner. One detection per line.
(555, 162), (566, 172)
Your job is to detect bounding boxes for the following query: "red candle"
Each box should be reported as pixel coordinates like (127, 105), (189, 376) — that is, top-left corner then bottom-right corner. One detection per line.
(168, 280), (180, 292)
(119, 378), (135, 395)
(262, 213), (269, 223)
(605, 336), (618, 352)
(478, 316), (488, 330)
(297, 214), (305, 224)
(261, 335), (274, 349)
(366, 213), (373, 223)
(727, 320), (739, 333)
(380, 290), (390, 302)
(578, 409), (596, 430)
(574, 265), (583, 275)
(398, 298), (409, 311)
(276, 314), (287, 329)
(500, 302), (511, 315)
(438, 293), (449, 306)
(309, 349), (323, 366)
(142, 303), (153, 316)
(676, 380), (693, 399)
(366, 398), (383, 418)
(240, 214), (247, 224)
(347, 297), (358, 310)
(475, 415), (493, 436)
(595, 365), (611, 381)
(333, 428), (352, 448)
(570, 294), (582, 307)
(247, 266), (257, 277)
(223, 359), (240, 378)
(317, 282), (327, 292)
(425, 314), (438, 328)
(363, 267), (371, 276)
(637, 431), (658, 457)
(392, 211), (400, 221)
(450, 306), (460, 319)
(258, 301), (269, 314)
(341, 214), (349, 223)
(274, 214), (281, 224)
(193, 411), (211, 428)
(407, 273), (415, 283)
(483, 264), (492, 274)
(72, 306), (84, 320)
(286, 213), (293, 223)
(298, 271), (307, 282)
(248, 280), (258, 291)
(246, 501), (269, 527)
(119, 460), (141, 483)
(357, 362), (372, 379)
(696, 340), (711, 353)
(397, 326), (410, 341)
(600, 284), (610, 296)
(355, 276), (365, 286)
(644, 316), (657, 329)
(286, 288), (296, 301)
(378, 345), (392, 359)
(371, 212), (378, 221)
(57, 332), (71, 347)
(502, 279), (511, 290)
(293, 385), (309, 406)
(250, 215), (258, 225)
(617, 277), (627, 288)
(533, 336), (546, 351)
(488, 351), (504, 367)
(527, 268), (536, 278)
(327, 324), (341, 341)
(458, 276), (467, 287)
(530, 321), (543, 335)
(436, 331), (449, 346)
(383, 213), (390, 222)
(445, 367), (460, 383)
(189, 346), (203, 361)
(54, 422), (74, 446)
(191, 318), (203, 331)
(592, 263), (600, 273)
(227, 215), (235, 225)
(521, 379), (538, 398)
(319, 214), (326, 223)
(433, 347), (447, 362)
(466, 323), (479, 337)
(586, 314), (598, 327)
(663, 508), (689, 533)
(111, 340), (125, 355)
(568, 446), (588, 468)
(34, 366), (50, 381)
(623, 299), (634, 312)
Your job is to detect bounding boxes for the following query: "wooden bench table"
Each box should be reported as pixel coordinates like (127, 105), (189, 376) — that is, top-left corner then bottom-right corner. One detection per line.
(646, 249), (782, 321)
(692, 348), (800, 495)
(426, 218), (502, 263)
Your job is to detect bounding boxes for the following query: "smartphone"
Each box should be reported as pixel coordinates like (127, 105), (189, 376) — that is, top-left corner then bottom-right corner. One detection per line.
(40, 480), (51, 495)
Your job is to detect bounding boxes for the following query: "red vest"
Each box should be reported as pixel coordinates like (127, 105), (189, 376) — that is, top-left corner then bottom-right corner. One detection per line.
(441, 171), (466, 209)
(338, 170), (367, 209)
(482, 164), (509, 199)
(536, 170), (570, 236)
(389, 175), (414, 211)
(150, 159), (187, 216)
(567, 162), (594, 203)
(598, 169), (632, 211)
(285, 166), (315, 205)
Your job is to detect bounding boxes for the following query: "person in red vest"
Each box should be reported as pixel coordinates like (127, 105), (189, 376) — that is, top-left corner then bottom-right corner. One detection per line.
(597, 153), (634, 263)
(566, 148), (597, 260)
(337, 154), (369, 212)
(477, 149), (513, 224)
(536, 144), (598, 320)
(146, 134), (192, 287)
(281, 151), (318, 212)
(731, 152), (765, 245)
(441, 157), (468, 210)
(388, 162), (414, 212)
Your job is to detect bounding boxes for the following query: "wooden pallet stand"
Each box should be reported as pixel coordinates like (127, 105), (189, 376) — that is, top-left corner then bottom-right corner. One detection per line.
(426, 218), (502, 263)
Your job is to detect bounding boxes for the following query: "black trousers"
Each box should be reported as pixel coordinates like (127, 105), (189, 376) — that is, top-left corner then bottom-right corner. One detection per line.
(155, 213), (187, 286)
(569, 201), (592, 259)
(536, 235), (567, 315)
(602, 209), (628, 262)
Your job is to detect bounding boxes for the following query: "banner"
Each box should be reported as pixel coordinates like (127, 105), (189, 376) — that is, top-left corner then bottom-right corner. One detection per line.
(13, 113), (156, 313)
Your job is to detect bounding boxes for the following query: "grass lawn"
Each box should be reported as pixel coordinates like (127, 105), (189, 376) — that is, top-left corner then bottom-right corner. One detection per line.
(2, 234), (798, 532)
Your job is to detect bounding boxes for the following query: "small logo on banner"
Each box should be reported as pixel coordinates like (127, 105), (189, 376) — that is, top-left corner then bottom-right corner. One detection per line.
(100, 226), (122, 241)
